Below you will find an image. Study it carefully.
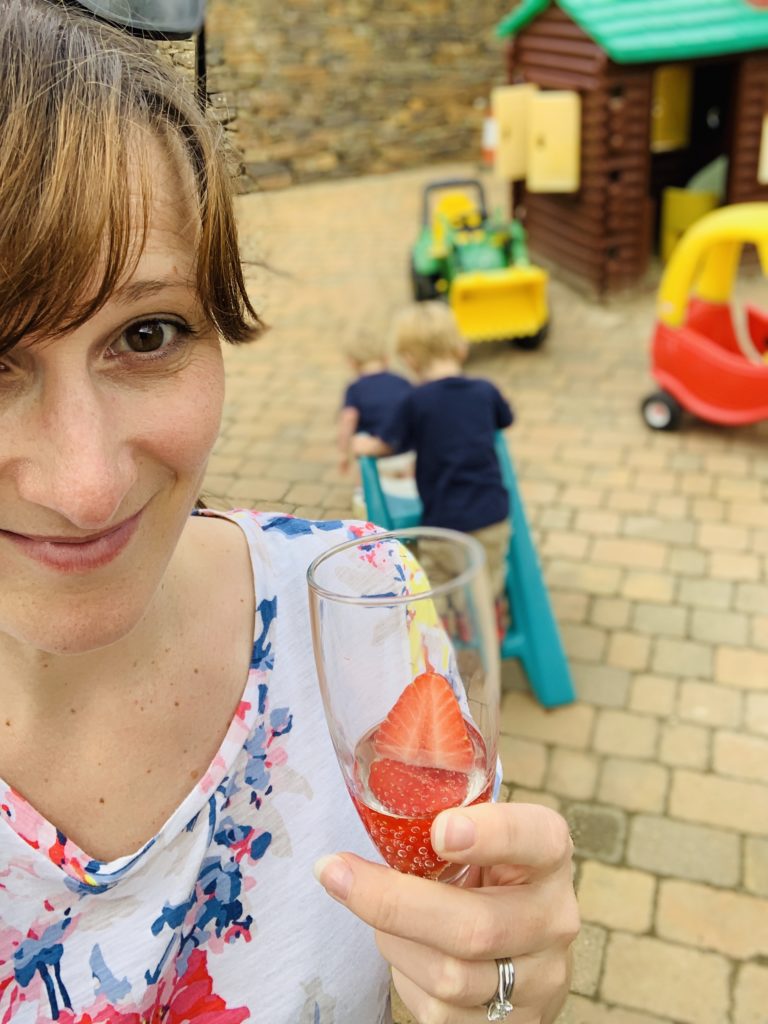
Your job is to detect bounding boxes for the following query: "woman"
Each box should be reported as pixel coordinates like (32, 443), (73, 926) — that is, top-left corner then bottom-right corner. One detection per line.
(0, 2), (578, 1022)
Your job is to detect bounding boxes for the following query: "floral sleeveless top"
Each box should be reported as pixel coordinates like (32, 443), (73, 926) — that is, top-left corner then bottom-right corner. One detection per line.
(0, 512), (392, 1024)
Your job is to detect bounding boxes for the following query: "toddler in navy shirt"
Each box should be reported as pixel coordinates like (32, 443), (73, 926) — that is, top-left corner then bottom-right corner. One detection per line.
(337, 329), (413, 474)
(353, 302), (513, 606)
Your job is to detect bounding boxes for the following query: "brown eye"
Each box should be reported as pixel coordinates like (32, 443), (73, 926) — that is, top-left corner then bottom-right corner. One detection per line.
(109, 318), (192, 361)
(124, 320), (171, 353)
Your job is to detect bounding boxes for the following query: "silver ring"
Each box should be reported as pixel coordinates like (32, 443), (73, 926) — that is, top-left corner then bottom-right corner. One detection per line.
(486, 957), (515, 1021)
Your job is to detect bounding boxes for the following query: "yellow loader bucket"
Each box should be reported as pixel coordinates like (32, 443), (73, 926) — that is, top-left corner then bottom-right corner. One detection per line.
(449, 266), (549, 342)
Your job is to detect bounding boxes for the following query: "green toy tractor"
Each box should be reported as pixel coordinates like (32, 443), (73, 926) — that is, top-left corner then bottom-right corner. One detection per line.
(410, 178), (549, 348)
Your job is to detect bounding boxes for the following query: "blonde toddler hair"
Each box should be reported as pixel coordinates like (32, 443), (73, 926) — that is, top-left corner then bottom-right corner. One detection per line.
(390, 302), (465, 373)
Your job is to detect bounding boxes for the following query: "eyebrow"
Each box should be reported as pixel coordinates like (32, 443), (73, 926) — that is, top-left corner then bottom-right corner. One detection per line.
(113, 278), (192, 304)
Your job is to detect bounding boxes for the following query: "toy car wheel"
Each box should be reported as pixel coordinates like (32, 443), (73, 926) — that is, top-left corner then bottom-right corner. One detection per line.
(641, 391), (682, 431)
(410, 260), (440, 301)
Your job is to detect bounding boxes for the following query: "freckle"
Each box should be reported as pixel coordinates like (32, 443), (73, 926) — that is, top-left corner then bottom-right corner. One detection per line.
(174, 700), (180, 707)
(146, 768), (152, 775)
(164, 647), (170, 655)
(42, 663), (49, 670)
(193, 668), (199, 675)
(190, 770), (197, 779)
(139, 705), (145, 712)
(69, 707), (76, 714)
(132, 660), (138, 669)
(4, 720), (10, 727)
(99, 797), (105, 805)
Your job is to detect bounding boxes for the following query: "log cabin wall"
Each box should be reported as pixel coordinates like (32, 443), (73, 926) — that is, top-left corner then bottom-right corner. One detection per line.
(509, 6), (654, 296)
(601, 63), (653, 294)
(728, 54), (768, 204)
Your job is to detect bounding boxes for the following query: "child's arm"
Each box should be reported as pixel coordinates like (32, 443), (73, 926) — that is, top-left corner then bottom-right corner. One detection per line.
(337, 405), (360, 473)
(352, 434), (394, 458)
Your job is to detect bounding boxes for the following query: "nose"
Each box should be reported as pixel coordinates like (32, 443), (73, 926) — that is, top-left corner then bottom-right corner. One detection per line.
(15, 370), (138, 531)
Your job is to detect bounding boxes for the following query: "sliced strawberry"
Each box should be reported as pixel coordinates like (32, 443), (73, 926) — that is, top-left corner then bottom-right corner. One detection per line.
(373, 671), (474, 772)
(369, 759), (469, 817)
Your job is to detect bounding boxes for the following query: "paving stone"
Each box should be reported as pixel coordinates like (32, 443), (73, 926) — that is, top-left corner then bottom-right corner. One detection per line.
(652, 638), (713, 678)
(500, 691), (595, 749)
(735, 582), (768, 614)
(590, 597), (631, 629)
(598, 758), (668, 814)
(690, 608), (748, 646)
(691, 497), (725, 523)
(498, 735), (548, 789)
(656, 879), (768, 959)
(627, 814), (740, 886)
(658, 722), (709, 770)
(606, 632), (651, 672)
(631, 603), (687, 638)
(734, 963), (768, 1024)
(556, 995), (673, 1024)
(670, 769), (768, 835)
(715, 646), (768, 690)
(677, 577), (733, 610)
(749, 614), (768, 650)
(511, 787), (562, 812)
(601, 934), (729, 1024)
(551, 589), (591, 624)
(629, 675), (677, 716)
(561, 624), (609, 662)
(547, 559), (623, 597)
(578, 862), (655, 933)
(570, 923), (607, 997)
(620, 572), (675, 604)
(592, 538), (666, 571)
(623, 516), (695, 545)
(571, 663), (632, 708)
(594, 711), (657, 759)
(543, 530), (591, 560)
(575, 510), (622, 536)
(566, 803), (627, 864)
(745, 837), (768, 897)
(710, 551), (761, 581)
(745, 692), (768, 736)
(697, 521), (749, 551)
(546, 748), (599, 800)
(678, 680), (742, 728)
(666, 546), (707, 576)
(713, 730), (768, 782)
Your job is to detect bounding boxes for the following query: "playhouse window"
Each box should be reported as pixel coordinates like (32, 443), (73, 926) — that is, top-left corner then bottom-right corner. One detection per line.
(651, 65), (693, 153)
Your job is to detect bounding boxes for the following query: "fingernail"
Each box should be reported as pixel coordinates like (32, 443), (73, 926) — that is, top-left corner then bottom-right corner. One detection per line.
(434, 812), (476, 852)
(313, 855), (353, 901)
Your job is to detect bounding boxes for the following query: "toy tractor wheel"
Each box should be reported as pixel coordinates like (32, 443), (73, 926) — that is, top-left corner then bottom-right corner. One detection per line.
(513, 324), (549, 350)
(641, 391), (682, 431)
(410, 260), (440, 301)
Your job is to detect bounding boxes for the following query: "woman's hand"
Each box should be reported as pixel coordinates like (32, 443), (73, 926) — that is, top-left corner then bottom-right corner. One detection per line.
(314, 801), (579, 1023)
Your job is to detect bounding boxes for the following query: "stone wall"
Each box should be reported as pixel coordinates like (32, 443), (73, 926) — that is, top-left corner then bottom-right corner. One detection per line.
(203, 0), (511, 191)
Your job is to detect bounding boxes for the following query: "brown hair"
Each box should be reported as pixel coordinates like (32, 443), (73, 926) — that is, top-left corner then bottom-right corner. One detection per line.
(390, 301), (466, 372)
(0, 0), (261, 354)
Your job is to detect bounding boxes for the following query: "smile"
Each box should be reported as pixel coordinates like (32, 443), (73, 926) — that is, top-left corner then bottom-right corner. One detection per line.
(0, 510), (143, 573)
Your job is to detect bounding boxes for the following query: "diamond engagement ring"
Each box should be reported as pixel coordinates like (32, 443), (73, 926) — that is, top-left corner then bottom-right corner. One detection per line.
(486, 957), (515, 1021)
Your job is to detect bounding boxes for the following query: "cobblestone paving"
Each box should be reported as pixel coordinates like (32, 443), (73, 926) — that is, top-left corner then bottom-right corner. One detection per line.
(209, 164), (768, 1024)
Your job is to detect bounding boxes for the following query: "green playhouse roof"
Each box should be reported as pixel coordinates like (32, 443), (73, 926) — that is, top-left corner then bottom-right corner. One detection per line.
(497, 0), (768, 64)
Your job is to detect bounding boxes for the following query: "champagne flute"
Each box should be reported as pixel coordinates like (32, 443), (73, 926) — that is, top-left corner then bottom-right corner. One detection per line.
(307, 527), (500, 884)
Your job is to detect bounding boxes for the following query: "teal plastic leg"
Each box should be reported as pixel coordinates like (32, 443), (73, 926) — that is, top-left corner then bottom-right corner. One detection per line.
(495, 434), (575, 708)
(358, 456), (423, 530)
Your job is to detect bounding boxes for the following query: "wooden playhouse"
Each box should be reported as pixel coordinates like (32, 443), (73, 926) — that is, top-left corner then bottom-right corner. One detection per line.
(494, 0), (768, 296)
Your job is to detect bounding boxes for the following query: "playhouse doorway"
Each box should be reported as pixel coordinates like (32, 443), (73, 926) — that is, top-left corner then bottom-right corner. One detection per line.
(649, 60), (737, 258)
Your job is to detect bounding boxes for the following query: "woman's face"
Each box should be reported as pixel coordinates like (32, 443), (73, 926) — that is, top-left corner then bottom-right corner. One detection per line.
(0, 160), (225, 655)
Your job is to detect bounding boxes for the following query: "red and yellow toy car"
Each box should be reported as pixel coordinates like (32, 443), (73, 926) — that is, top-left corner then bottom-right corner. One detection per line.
(642, 203), (768, 430)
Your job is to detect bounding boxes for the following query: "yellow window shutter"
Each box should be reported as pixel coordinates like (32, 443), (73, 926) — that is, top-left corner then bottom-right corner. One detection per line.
(526, 91), (581, 193)
(651, 65), (693, 153)
(492, 83), (538, 182)
(758, 113), (768, 185)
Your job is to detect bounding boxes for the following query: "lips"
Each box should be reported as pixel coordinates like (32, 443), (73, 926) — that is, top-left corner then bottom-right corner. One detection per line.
(0, 510), (142, 573)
